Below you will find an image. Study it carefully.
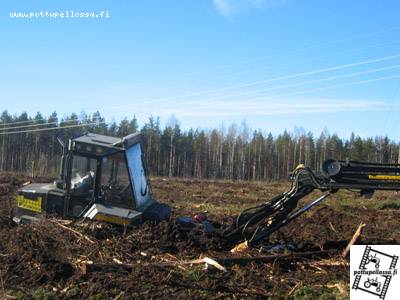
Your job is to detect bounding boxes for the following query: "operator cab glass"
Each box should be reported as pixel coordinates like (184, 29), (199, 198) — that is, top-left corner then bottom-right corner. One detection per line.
(125, 143), (152, 211)
(70, 155), (96, 197)
(100, 152), (135, 208)
(68, 155), (97, 216)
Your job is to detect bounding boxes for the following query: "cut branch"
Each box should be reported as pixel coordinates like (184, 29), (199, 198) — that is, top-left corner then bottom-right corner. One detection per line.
(341, 222), (366, 258)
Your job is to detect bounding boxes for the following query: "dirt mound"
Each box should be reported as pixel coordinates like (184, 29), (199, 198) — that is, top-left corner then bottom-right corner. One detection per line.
(275, 204), (400, 248)
(0, 212), (343, 298)
(0, 222), (74, 291)
(128, 218), (231, 254)
(2, 173), (399, 298)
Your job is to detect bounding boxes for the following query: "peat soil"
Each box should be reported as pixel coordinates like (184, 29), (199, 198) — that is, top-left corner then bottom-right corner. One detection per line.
(0, 174), (399, 299)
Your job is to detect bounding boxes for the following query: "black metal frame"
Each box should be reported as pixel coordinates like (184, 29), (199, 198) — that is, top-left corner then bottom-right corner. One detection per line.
(225, 159), (400, 247)
(59, 133), (145, 216)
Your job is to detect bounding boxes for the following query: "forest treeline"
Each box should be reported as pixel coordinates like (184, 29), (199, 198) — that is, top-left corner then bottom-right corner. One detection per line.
(1, 110), (399, 180)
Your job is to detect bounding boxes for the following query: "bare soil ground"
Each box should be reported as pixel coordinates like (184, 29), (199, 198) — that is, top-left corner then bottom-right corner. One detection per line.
(0, 174), (399, 299)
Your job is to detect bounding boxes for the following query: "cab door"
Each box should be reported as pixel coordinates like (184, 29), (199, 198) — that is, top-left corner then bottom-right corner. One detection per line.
(125, 143), (153, 211)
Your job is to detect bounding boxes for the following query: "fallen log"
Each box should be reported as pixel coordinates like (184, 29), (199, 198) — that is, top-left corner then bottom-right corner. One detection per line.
(217, 250), (336, 265)
(80, 250), (336, 273)
(82, 256), (227, 273)
(304, 259), (349, 267)
(82, 263), (133, 274)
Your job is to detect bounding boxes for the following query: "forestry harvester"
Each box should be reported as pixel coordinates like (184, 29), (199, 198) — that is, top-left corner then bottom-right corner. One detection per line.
(13, 133), (171, 225)
(12, 133), (400, 248)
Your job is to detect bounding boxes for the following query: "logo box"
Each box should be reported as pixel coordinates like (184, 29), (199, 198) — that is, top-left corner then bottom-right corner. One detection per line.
(350, 245), (399, 300)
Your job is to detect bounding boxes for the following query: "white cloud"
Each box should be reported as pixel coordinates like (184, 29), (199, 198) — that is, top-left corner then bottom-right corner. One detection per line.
(165, 99), (393, 117)
(213, 0), (290, 17)
(213, 0), (237, 17)
(105, 98), (398, 119)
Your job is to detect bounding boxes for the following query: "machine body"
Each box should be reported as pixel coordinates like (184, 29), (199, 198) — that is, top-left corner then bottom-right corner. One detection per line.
(13, 133), (171, 225)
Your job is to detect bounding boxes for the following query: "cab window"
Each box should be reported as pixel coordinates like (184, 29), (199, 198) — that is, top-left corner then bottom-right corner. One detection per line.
(70, 155), (96, 197)
(100, 152), (134, 208)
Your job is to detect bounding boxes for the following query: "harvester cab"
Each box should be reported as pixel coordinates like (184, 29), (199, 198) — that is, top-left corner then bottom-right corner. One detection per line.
(13, 133), (171, 225)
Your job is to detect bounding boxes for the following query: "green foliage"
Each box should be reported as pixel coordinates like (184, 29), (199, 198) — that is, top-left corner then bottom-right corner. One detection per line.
(185, 269), (207, 282)
(32, 288), (58, 300)
(15, 291), (31, 300)
(378, 199), (400, 210)
(291, 287), (319, 300)
(66, 286), (80, 298)
(290, 284), (349, 300)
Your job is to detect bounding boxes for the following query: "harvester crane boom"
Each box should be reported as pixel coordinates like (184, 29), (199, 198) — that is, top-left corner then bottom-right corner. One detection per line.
(224, 159), (400, 247)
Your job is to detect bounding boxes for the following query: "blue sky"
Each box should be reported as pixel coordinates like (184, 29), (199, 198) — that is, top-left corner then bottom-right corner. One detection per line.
(1, 0), (400, 139)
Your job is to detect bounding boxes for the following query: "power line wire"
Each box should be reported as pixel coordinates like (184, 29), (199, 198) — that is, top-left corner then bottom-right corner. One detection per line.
(246, 73), (400, 102)
(179, 27), (400, 79)
(0, 121), (108, 136)
(185, 63), (400, 102)
(0, 117), (64, 127)
(109, 53), (400, 110)
(3, 76), (398, 135)
(2, 52), (400, 126)
(211, 40), (400, 84)
(0, 113), (103, 127)
(0, 118), (100, 131)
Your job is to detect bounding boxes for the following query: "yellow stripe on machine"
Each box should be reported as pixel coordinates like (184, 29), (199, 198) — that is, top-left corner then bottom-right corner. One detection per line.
(368, 174), (400, 180)
(17, 195), (42, 213)
(94, 214), (131, 225)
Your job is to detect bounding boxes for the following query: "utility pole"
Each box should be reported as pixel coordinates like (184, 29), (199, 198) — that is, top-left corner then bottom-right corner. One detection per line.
(1, 119), (5, 172)
(168, 132), (174, 177)
(397, 142), (400, 164)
